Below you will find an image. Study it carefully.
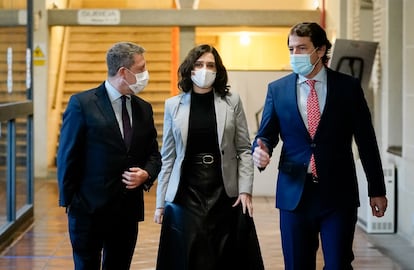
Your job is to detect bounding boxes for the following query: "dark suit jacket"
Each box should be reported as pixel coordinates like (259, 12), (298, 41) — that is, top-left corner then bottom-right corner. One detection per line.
(253, 68), (386, 211)
(57, 82), (161, 221)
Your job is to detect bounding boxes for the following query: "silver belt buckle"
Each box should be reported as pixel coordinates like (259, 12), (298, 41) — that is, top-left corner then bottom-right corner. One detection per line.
(202, 154), (214, 165)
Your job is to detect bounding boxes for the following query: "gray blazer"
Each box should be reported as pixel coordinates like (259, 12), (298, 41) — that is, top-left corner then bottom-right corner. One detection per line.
(156, 90), (254, 208)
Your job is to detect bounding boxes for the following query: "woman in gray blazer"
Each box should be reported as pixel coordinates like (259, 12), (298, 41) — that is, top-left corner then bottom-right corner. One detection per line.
(153, 44), (263, 270)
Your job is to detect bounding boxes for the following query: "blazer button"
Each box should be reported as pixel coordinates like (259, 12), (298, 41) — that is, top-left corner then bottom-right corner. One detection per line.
(310, 143), (316, 148)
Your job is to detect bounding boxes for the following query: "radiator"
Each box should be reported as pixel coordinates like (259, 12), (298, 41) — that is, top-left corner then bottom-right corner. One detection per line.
(356, 159), (395, 233)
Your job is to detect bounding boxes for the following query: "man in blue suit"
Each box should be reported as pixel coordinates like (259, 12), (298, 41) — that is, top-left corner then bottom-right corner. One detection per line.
(57, 42), (161, 270)
(252, 22), (388, 269)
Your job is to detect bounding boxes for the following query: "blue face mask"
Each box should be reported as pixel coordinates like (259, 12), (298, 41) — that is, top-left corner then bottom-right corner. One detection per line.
(289, 48), (320, 76)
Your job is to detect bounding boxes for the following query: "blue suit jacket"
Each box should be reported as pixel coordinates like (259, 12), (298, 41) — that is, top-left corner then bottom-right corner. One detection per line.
(57, 83), (161, 221)
(253, 68), (386, 211)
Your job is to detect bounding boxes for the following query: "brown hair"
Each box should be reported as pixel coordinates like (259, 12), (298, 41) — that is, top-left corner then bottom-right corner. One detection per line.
(288, 22), (332, 65)
(177, 44), (230, 97)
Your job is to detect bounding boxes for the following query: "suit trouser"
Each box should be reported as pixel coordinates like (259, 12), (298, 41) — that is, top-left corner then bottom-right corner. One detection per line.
(68, 209), (139, 270)
(279, 178), (357, 270)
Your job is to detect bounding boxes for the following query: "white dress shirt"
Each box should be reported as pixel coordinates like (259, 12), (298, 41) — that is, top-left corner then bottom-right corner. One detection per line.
(296, 67), (327, 129)
(105, 80), (132, 137)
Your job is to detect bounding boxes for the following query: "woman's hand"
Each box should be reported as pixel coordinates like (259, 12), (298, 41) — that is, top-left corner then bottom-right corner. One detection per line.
(154, 208), (164, 224)
(233, 193), (253, 217)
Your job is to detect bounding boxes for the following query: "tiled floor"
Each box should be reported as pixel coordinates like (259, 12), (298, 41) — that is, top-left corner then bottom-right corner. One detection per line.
(0, 179), (409, 269)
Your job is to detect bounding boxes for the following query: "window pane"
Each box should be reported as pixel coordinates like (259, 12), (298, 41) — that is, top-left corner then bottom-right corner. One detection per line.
(0, 120), (7, 228)
(0, 26), (28, 103)
(16, 117), (28, 211)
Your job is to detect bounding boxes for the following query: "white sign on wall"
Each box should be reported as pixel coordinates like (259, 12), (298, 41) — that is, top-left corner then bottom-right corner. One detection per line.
(77, 9), (121, 25)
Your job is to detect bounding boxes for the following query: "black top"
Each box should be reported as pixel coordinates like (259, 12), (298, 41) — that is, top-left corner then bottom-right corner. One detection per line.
(186, 90), (220, 156)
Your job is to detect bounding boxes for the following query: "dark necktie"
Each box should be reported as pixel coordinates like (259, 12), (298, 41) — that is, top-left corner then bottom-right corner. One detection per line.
(121, 95), (132, 148)
(306, 80), (320, 177)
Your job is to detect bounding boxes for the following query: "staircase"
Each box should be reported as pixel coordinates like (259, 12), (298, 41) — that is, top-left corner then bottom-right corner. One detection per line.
(49, 26), (174, 166)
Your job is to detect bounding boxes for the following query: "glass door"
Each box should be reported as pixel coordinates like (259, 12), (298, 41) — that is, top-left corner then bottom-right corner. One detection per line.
(0, 0), (34, 249)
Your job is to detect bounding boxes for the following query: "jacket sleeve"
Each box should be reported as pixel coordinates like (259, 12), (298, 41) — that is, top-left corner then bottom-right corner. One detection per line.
(351, 78), (386, 197)
(142, 103), (162, 191)
(57, 95), (85, 207)
(156, 98), (176, 208)
(231, 92), (254, 195)
(252, 83), (280, 158)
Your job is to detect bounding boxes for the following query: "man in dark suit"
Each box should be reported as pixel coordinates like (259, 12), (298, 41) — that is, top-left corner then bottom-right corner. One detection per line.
(252, 22), (388, 269)
(57, 42), (161, 270)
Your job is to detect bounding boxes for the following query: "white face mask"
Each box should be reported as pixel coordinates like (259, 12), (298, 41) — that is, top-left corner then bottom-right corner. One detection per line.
(125, 69), (149, 94)
(191, 68), (216, 89)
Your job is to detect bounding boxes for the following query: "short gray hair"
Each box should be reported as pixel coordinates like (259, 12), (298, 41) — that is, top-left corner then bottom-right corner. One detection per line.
(106, 42), (146, 77)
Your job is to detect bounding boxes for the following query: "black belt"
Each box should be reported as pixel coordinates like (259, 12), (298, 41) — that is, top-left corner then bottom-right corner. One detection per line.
(306, 173), (319, 183)
(186, 153), (216, 165)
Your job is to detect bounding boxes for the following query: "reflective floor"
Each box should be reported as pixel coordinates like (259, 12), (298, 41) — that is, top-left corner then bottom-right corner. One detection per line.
(0, 178), (409, 269)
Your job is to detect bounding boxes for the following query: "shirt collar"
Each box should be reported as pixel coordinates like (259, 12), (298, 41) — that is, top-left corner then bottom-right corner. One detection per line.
(105, 80), (121, 102)
(105, 80), (130, 102)
(297, 66), (327, 85)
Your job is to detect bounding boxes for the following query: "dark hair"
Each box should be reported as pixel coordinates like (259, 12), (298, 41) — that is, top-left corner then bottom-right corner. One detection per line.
(288, 22), (332, 64)
(178, 44), (229, 97)
(106, 42), (145, 77)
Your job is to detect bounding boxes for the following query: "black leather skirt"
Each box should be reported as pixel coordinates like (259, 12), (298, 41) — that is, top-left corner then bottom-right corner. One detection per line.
(156, 154), (264, 270)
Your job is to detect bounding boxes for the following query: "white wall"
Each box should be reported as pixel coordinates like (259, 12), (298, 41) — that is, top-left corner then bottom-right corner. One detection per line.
(228, 71), (290, 138)
(33, 0), (49, 177)
(400, 0), (414, 245)
(228, 70), (290, 196)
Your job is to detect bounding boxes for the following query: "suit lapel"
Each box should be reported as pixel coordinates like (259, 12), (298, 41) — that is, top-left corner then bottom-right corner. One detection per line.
(214, 93), (226, 147)
(176, 93), (191, 150)
(130, 96), (140, 145)
(321, 68), (333, 118)
(285, 74), (309, 135)
(314, 68), (333, 138)
(94, 84), (124, 142)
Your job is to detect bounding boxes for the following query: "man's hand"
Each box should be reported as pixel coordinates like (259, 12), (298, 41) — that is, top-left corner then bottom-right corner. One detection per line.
(122, 167), (149, 189)
(370, 196), (388, 217)
(253, 138), (270, 169)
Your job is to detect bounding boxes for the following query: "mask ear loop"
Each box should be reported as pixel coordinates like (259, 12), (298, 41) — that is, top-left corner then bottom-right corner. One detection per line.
(306, 48), (322, 76)
(311, 47), (321, 67)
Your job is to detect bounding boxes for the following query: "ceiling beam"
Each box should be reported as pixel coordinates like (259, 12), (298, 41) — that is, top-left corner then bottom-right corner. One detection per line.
(0, 10), (26, 26)
(45, 9), (320, 27)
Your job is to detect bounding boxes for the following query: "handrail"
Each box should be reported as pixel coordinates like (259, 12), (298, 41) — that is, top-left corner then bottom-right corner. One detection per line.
(49, 26), (69, 110)
(47, 26), (70, 167)
(0, 101), (33, 121)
